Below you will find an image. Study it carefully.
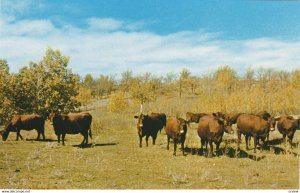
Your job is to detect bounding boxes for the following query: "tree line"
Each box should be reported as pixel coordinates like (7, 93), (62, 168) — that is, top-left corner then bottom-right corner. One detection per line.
(1, 47), (299, 124)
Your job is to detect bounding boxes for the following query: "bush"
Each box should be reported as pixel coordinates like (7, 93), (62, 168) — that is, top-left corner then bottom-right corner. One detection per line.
(107, 92), (129, 113)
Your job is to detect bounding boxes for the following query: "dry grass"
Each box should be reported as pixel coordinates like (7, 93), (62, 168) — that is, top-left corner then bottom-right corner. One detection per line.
(0, 98), (299, 189)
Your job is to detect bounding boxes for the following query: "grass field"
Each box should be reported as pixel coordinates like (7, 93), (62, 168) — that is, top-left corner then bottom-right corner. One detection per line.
(0, 101), (299, 189)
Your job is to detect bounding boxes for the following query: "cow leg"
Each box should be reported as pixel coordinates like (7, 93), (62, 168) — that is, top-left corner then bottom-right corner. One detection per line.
(237, 130), (241, 151)
(16, 130), (23, 141)
(216, 142), (220, 156)
(37, 131), (41, 141)
(145, 136), (149, 147)
(245, 135), (250, 150)
(200, 139), (205, 155)
(288, 133), (294, 149)
(205, 141), (208, 157)
(282, 134), (286, 144)
(208, 140), (213, 158)
(173, 139), (177, 156)
(57, 134), (61, 144)
(42, 130), (45, 141)
(167, 136), (170, 150)
(83, 131), (89, 145)
(41, 127), (45, 140)
(181, 140), (185, 156)
(152, 133), (157, 145)
(253, 135), (257, 153)
(62, 134), (66, 146)
(139, 136), (142, 148)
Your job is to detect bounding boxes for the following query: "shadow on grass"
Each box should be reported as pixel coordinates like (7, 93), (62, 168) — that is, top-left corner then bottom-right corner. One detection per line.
(25, 138), (58, 142)
(184, 146), (267, 161)
(73, 142), (118, 149)
(268, 138), (283, 146)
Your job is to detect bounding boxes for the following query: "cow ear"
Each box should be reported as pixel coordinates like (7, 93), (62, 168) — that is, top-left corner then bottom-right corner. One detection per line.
(212, 113), (217, 117)
(134, 115), (138, 119)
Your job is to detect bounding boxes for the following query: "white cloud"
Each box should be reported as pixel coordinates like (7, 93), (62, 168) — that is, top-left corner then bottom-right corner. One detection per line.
(87, 18), (123, 31)
(0, 15), (299, 77)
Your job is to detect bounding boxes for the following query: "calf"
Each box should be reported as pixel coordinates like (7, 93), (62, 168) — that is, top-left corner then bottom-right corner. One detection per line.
(197, 114), (234, 157)
(165, 117), (187, 156)
(276, 115), (300, 148)
(0, 114), (45, 141)
(49, 112), (92, 146)
(236, 114), (275, 153)
(134, 113), (166, 147)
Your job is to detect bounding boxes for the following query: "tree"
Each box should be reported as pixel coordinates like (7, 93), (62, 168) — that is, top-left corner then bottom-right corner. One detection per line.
(213, 65), (238, 94)
(120, 69), (133, 93)
(0, 59), (9, 72)
(10, 47), (80, 116)
(129, 73), (158, 111)
(94, 75), (116, 98)
(179, 68), (191, 98)
(0, 60), (13, 124)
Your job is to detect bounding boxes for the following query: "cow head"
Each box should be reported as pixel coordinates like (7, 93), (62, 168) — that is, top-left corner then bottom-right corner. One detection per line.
(134, 114), (145, 136)
(0, 122), (13, 141)
(177, 118), (187, 141)
(268, 117), (276, 131)
(49, 113), (57, 125)
(217, 117), (234, 134)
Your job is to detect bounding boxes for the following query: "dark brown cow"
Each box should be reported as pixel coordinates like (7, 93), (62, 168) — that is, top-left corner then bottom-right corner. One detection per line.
(236, 114), (275, 153)
(49, 112), (92, 146)
(134, 113), (166, 147)
(0, 114), (45, 141)
(197, 114), (234, 157)
(165, 117), (187, 156)
(276, 115), (300, 148)
(186, 112), (207, 124)
(150, 112), (166, 133)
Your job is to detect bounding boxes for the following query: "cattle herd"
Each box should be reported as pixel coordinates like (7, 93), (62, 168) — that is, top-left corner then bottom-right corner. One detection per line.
(134, 111), (300, 157)
(0, 111), (299, 157)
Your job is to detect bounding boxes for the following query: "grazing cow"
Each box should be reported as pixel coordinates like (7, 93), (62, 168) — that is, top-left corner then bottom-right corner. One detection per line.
(150, 112), (167, 133)
(49, 112), (92, 146)
(186, 112), (207, 124)
(197, 114), (234, 157)
(165, 117), (187, 156)
(236, 114), (275, 153)
(134, 113), (166, 147)
(276, 115), (300, 148)
(0, 114), (45, 141)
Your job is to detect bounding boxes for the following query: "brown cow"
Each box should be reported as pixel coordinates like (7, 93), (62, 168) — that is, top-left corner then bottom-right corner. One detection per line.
(276, 115), (300, 148)
(134, 113), (166, 147)
(236, 114), (275, 153)
(226, 111), (272, 145)
(186, 112), (207, 124)
(0, 114), (45, 141)
(165, 117), (187, 156)
(49, 112), (92, 146)
(197, 114), (234, 157)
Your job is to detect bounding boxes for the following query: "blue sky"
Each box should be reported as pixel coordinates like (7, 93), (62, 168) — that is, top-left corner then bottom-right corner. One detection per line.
(1, 0), (300, 77)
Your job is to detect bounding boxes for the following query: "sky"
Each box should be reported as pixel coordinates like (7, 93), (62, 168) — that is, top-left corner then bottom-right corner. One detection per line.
(1, 0), (300, 77)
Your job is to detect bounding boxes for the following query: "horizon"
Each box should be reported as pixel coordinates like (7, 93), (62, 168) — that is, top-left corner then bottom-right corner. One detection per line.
(1, 0), (300, 77)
